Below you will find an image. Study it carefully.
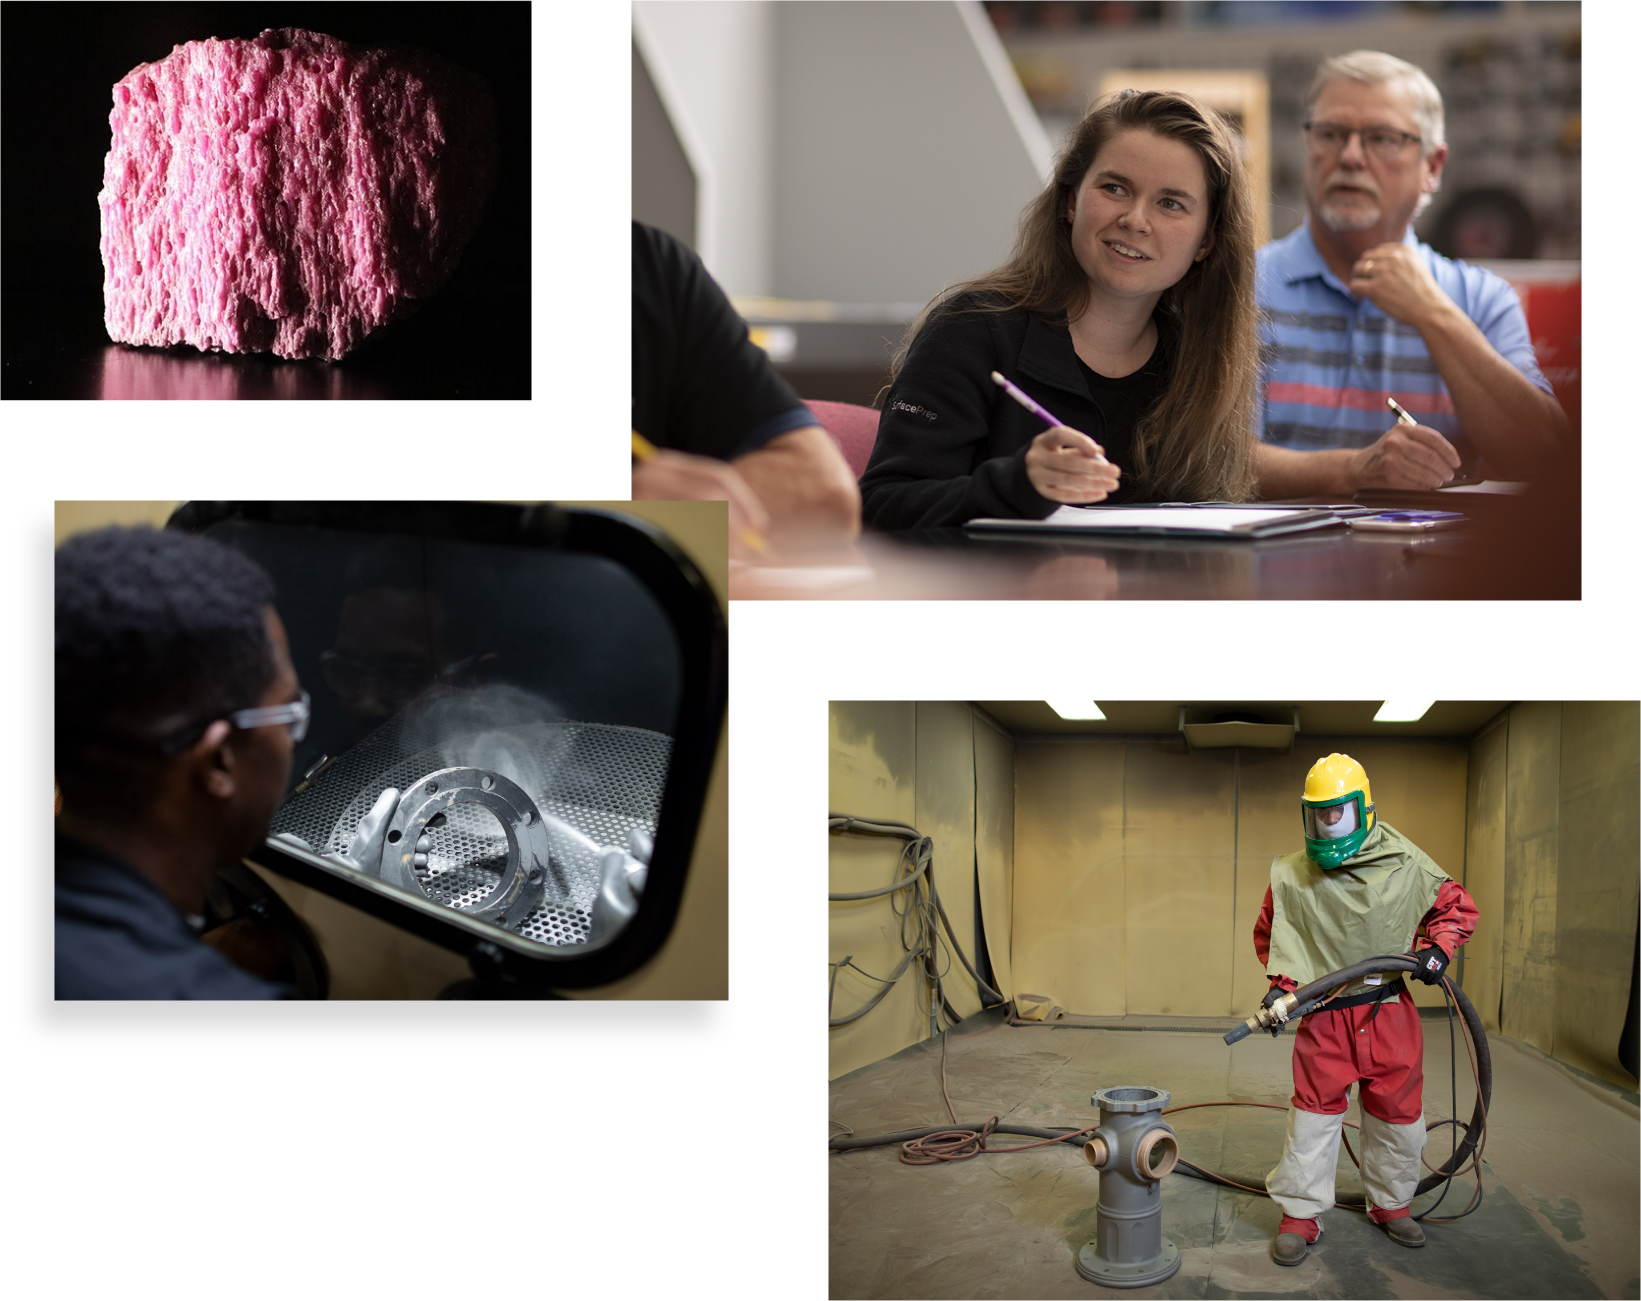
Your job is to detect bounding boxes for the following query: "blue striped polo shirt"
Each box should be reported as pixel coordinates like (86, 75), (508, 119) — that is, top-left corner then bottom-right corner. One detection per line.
(1254, 223), (1550, 463)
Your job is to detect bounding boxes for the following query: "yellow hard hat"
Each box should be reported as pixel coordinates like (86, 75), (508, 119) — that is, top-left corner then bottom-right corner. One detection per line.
(1301, 753), (1375, 867)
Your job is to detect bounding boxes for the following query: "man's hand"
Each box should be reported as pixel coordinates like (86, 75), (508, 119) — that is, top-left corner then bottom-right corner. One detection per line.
(633, 448), (773, 560)
(1348, 243), (1450, 328)
(1350, 421), (1461, 489)
(1347, 243), (1567, 480)
(731, 425), (861, 548)
(1260, 984), (1286, 1036)
(1407, 945), (1450, 986)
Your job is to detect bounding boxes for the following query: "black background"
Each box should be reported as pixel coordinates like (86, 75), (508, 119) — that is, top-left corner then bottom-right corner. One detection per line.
(1, 2), (530, 398)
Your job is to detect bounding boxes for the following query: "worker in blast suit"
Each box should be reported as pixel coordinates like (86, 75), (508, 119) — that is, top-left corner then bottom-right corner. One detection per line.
(1254, 753), (1477, 1265)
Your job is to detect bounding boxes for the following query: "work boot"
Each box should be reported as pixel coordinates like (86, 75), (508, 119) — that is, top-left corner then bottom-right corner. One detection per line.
(1383, 1216), (1425, 1248)
(1271, 1217), (1321, 1265)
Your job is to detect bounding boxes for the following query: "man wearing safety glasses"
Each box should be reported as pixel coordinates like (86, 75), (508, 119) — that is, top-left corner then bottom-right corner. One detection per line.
(55, 526), (308, 998)
(1253, 51), (1567, 497)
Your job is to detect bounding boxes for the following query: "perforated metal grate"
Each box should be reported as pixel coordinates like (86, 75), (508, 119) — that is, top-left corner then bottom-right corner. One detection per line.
(271, 712), (672, 948)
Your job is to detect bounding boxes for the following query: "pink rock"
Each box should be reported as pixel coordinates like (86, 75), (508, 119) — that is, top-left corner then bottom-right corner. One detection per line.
(99, 28), (496, 361)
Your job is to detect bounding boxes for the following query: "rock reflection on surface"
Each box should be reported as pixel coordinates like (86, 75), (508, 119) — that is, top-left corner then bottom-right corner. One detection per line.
(97, 345), (389, 399)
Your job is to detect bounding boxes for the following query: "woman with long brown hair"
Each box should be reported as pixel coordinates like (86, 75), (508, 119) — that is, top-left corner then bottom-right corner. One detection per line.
(859, 89), (1259, 529)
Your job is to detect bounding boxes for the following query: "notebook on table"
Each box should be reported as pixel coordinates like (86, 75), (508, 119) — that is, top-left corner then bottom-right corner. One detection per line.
(964, 504), (1351, 540)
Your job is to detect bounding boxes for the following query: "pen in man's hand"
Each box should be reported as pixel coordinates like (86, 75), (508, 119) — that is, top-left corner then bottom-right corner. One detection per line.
(1385, 397), (1418, 427)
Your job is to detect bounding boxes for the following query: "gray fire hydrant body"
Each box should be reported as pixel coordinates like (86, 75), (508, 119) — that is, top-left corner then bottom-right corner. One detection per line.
(1076, 1086), (1181, 1288)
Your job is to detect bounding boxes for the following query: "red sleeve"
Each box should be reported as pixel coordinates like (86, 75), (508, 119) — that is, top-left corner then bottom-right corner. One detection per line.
(1253, 886), (1298, 992)
(1420, 879), (1478, 958)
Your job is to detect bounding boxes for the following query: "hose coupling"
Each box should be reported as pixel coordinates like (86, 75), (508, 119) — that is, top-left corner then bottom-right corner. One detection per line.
(1241, 991), (1299, 1036)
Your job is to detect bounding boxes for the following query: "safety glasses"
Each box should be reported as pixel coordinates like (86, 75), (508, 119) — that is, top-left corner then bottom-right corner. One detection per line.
(158, 689), (311, 755)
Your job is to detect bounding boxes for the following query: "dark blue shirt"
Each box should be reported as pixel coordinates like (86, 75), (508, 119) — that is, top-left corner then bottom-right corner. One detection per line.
(56, 835), (296, 1000)
(631, 222), (814, 458)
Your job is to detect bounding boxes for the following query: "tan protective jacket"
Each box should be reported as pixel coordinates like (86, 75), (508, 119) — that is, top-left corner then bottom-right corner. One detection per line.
(1265, 821), (1449, 1001)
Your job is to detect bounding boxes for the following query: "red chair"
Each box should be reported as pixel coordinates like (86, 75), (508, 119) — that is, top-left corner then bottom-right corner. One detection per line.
(804, 399), (880, 479)
(1480, 263), (1580, 432)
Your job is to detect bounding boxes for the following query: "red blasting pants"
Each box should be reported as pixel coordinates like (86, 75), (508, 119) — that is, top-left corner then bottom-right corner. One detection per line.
(1291, 993), (1424, 1124)
(1266, 993), (1429, 1224)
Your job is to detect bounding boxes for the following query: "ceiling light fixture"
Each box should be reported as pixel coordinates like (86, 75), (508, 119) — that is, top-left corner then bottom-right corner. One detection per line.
(1047, 700), (1106, 721)
(1374, 700), (1435, 722)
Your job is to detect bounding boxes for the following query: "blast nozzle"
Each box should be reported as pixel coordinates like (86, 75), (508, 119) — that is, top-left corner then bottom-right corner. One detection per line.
(1224, 992), (1299, 1044)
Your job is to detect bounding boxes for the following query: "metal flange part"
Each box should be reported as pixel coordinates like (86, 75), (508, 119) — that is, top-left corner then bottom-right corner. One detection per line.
(379, 767), (548, 929)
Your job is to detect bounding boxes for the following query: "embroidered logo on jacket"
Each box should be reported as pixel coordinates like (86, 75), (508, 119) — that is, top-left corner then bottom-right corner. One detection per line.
(892, 400), (937, 422)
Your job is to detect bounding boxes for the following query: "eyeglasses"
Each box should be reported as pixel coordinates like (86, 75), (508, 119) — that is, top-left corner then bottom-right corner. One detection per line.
(1303, 121), (1422, 161)
(158, 689), (311, 755)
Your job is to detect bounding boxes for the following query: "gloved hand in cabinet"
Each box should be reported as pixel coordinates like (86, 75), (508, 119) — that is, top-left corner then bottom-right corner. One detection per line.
(273, 786), (399, 877)
(588, 827), (654, 943)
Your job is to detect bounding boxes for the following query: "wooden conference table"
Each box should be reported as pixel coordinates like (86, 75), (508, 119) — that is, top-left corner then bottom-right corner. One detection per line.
(729, 487), (1579, 601)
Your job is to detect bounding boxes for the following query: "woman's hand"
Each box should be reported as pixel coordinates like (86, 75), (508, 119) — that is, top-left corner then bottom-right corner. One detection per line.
(1025, 426), (1122, 504)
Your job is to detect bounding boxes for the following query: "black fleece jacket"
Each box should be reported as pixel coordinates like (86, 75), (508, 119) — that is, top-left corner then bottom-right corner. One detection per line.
(860, 294), (1173, 530)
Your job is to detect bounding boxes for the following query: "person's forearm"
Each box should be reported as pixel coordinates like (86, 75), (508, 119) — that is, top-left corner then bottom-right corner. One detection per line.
(732, 426), (861, 544)
(1253, 442), (1361, 500)
(1418, 302), (1568, 477)
(738, 467), (858, 542)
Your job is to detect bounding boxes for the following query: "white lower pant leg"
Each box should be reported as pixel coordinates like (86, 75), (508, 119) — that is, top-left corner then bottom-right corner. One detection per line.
(1265, 1106), (1344, 1220)
(1359, 1111), (1427, 1212)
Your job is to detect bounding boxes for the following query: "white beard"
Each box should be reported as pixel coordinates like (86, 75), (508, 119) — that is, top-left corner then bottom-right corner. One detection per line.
(1317, 194), (1383, 233)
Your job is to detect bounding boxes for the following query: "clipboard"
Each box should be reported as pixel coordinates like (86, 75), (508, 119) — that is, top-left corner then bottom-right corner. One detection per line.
(965, 503), (1348, 539)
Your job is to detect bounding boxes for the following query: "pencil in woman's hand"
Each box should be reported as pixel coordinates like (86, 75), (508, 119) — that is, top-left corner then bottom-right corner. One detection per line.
(991, 371), (1108, 463)
(991, 370), (1066, 428)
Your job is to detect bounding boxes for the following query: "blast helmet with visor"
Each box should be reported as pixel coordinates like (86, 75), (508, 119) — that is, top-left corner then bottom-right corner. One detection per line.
(1301, 753), (1375, 868)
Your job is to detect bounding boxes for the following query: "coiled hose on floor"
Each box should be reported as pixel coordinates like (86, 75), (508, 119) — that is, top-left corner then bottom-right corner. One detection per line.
(831, 954), (1491, 1220)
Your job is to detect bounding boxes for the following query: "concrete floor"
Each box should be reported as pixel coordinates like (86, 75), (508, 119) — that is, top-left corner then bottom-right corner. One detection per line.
(829, 1009), (1640, 1300)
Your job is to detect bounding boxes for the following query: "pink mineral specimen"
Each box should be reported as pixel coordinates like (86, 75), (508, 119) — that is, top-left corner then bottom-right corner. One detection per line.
(99, 28), (496, 360)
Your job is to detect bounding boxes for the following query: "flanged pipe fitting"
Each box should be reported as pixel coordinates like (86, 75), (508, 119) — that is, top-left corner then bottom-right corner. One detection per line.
(377, 767), (548, 929)
(1075, 1086), (1181, 1289)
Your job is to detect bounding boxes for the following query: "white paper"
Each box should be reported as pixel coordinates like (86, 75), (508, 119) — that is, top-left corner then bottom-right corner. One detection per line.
(1435, 480), (1530, 495)
(732, 564), (876, 591)
(1036, 506), (1324, 533)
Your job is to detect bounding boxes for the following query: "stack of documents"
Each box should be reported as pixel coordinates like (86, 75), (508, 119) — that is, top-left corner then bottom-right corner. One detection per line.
(965, 504), (1347, 539)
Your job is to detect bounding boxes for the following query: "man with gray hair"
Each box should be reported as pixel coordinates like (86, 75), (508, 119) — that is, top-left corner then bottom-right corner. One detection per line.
(1253, 51), (1567, 496)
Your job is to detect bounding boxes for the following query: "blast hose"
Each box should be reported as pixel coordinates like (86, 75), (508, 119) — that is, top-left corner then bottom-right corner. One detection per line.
(1215, 953), (1491, 1208)
(831, 954), (1491, 1222)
